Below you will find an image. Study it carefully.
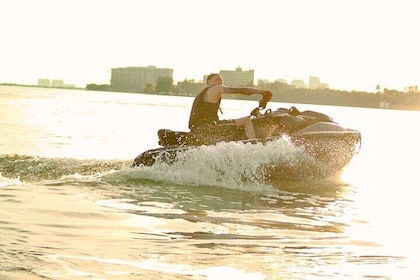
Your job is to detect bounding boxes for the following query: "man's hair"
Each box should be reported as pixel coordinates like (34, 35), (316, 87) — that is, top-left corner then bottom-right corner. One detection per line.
(206, 73), (219, 85)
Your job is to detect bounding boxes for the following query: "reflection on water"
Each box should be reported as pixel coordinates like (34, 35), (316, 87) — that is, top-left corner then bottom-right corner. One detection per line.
(1, 163), (416, 279)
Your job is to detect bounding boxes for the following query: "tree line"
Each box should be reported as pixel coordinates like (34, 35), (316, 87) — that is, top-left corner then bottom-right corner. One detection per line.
(86, 77), (420, 110)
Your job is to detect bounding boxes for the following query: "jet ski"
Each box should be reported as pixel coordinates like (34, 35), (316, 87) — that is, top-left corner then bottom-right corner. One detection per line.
(132, 99), (361, 177)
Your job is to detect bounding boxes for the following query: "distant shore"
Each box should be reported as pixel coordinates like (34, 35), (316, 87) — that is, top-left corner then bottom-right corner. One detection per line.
(0, 83), (83, 90)
(2, 83), (419, 111)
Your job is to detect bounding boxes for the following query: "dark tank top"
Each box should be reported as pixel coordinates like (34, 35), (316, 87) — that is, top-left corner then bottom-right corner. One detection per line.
(188, 86), (221, 129)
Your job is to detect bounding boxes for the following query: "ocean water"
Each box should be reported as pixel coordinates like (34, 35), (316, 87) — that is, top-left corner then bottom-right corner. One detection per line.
(1, 85), (419, 279)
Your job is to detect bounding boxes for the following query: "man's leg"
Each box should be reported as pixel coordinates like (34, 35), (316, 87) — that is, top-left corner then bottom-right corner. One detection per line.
(234, 117), (256, 139)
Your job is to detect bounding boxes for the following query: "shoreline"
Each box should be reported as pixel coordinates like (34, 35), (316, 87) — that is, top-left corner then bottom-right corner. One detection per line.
(1, 83), (419, 111)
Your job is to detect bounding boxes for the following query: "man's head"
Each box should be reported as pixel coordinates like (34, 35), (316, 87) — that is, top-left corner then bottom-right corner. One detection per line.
(206, 74), (223, 85)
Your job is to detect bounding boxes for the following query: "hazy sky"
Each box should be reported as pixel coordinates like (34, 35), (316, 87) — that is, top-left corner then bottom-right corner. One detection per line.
(1, 0), (418, 92)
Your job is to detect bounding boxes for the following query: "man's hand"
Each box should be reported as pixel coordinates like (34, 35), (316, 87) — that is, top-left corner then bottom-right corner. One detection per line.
(258, 90), (272, 109)
(262, 90), (272, 101)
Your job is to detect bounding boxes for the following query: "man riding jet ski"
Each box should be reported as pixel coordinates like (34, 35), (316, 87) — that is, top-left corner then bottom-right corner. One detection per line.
(187, 73), (273, 144)
(132, 74), (361, 176)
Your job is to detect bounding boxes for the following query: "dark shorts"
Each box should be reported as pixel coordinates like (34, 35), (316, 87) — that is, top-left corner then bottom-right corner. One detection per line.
(191, 120), (237, 144)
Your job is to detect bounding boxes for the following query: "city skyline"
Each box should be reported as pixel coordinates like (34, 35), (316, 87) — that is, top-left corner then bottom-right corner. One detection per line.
(1, 0), (419, 92)
(33, 66), (328, 90)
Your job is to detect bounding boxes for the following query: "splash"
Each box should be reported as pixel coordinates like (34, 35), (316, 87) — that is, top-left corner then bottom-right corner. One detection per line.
(0, 173), (23, 187)
(0, 137), (341, 190)
(122, 137), (328, 191)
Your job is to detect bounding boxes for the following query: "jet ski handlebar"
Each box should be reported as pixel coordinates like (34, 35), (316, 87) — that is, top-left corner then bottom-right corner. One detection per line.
(251, 90), (272, 117)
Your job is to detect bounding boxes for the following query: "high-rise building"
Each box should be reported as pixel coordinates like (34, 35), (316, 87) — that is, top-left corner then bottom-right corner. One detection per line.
(111, 65), (173, 93)
(291, 79), (307, 88)
(38, 79), (51, 87)
(219, 67), (255, 87)
(51, 79), (65, 88)
(308, 76), (321, 89)
(308, 76), (329, 89)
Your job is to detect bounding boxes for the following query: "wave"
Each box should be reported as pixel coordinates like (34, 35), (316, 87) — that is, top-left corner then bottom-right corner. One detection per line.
(1, 138), (342, 191)
(0, 154), (129, 184)
(109, 138), (341, 191)
(0, 173), (23, 187)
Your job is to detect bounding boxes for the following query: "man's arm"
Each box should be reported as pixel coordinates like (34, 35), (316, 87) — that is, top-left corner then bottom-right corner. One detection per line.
(223, 87), (265, 95)
(224, 87), (273, 103)
(205, 85), (272, 103)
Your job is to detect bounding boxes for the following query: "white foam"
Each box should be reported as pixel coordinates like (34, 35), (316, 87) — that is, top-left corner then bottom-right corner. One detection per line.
(0, 173), (23, 187)
(125, 138), (310, 192)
